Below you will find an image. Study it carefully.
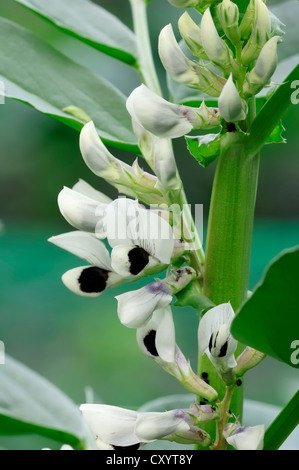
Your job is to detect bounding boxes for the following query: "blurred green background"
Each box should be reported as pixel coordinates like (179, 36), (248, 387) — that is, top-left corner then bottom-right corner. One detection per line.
(0, 0), (298, 449)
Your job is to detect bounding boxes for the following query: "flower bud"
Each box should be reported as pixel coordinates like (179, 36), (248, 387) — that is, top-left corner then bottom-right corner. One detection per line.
(235, 346), (266, 377)
(243, 36), (279, 97)
(178, 12), (208, 60)
(241, 0), (271, 66)
(153, 138), (180, 190)
(200, 8), (234, 73)
(217, 0), (241, 46)
(218, 74), (247, 123)
(239, 0), (256, 39)
(158, 24), (225, 97)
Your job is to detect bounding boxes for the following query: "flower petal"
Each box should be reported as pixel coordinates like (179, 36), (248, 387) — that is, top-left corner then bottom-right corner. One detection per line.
(116, 282), (172, 328)
(135, 410), (190, 442)
(136, 307), (176, 363)
(72, 179), (112, 204)
(80, 404), (140, 447)
(226, 425), (265, 450)
(62, 266), (121, 297)
(126, 84), (193, 139)
(198, 302), (235, 355)
(48, 231), (112, 270)
(79, 121), (114, 175)
(57, 187), (106, 233)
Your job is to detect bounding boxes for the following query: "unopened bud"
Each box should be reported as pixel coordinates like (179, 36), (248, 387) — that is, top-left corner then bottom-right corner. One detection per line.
(218, 74), (247, 123)
(178, 12), (208, 60)
(217, 0), (241, 46)
(200, 8), (234, 74)
(235, 346), (266, 377)
(187, 101), (221, 129)
(243, 36), (279, 97)
(239, 0), (256, 39)
(159, 24), (225, 97)
(241, 0), (271, 66)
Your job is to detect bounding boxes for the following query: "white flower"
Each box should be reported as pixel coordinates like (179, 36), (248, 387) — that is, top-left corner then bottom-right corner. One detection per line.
(80, 404), (192, 449)
(80, 404), (141, 450)
(218, 74), (247, 123)
(79, 121), (164, 205)
(225, 424), (265, 450)
(42, 444), (74, 450)
(136, 306), (176, 363)
(116, 281), (173, 328)
(178, 11), (208, 60)
(126, 85), (220, 139)
(48, 231), (122, 297)
(57, 180), (111, 233)
(198, 302), (238, 371)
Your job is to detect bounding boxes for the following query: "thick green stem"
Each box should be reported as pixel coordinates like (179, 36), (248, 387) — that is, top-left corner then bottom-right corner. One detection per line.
(198, 131), (260, 443)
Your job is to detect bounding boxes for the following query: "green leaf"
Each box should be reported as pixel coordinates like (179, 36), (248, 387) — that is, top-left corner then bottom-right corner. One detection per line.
(231, 246), (299, 368)
(13, 0), (138, 66)
(246, 64), (299, 156)
(0, 17), (137, 152)
(185, 133), (221, 168)
(264, 391), (299, 450)
(0, 356), (88, 447)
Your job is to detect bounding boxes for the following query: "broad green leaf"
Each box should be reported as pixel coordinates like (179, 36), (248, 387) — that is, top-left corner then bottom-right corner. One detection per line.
(264, 391), (299, 450)
(185, 133), (221, 168)
(0, 17), (138, 152)
(231, 246), (299, 368)
(13, 0), (138, 66)
(0, 356), (89, 447)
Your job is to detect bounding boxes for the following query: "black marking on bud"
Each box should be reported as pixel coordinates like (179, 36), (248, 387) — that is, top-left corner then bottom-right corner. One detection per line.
(218, 341), (228, 357)
(201, 372), (209, 379)
(128, 246), (149, 275)
(78, 266), (109, 293)
(236, 379), (242, 387)
(143, 329), (159, 357)
(112, 443), (140, 451)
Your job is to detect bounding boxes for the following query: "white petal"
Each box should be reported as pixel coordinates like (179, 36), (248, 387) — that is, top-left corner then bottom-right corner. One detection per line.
(104, 198), (140, 248)
(154, 307), (176, 363)
(126, 85), (193, 139)
(62, 266), (121, 297)
(116, 283), (172, 328)
(133, 207), (174, 264)
(219, 74), (247, 122)
(58, 187), (106, 233)
(79, 121), (113, 175)
(198, 302), (235, 355)
(226, 425), (265, 450)
(48, 231), (112, 270)
(72, 179), (112, 204)
(111, 244), (159, 277)
(60, 445), (73, 450)
(80, 404), (140, 447)
(136, 307), (176, 363)
(135, 410), (190, 442)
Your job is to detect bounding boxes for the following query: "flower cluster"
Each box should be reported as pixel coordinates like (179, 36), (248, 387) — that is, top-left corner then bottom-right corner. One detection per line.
(49, 0), (271, 451)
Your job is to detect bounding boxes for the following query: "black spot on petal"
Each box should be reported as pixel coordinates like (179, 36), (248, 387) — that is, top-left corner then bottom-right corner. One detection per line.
(143, 330), (158, 357)
(218, 341), (228, 357)
(112, 443), (141, 451)
(128, 246), (149, 275)
(78, 266), (109, 293)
